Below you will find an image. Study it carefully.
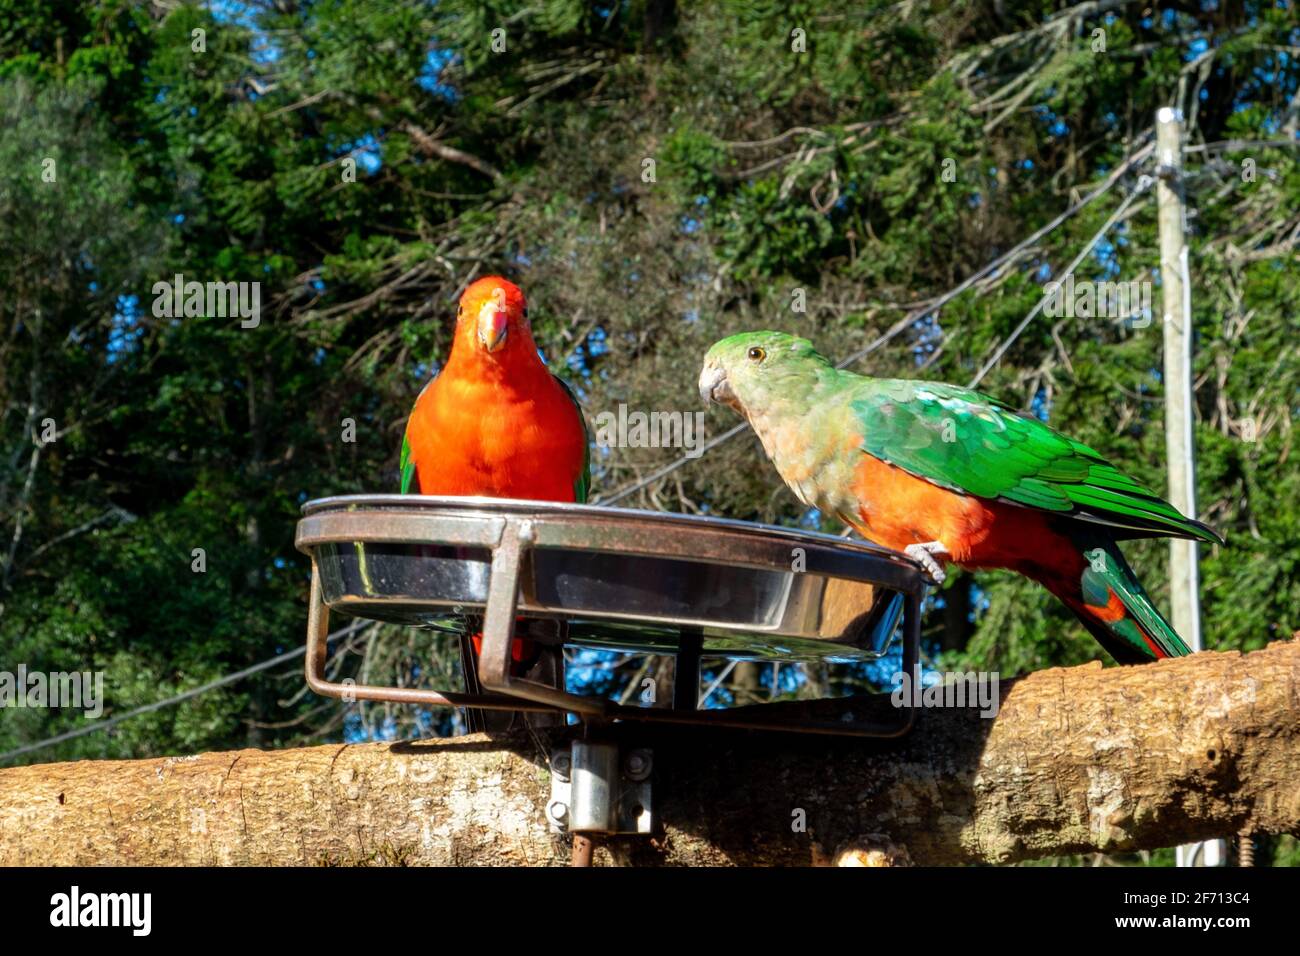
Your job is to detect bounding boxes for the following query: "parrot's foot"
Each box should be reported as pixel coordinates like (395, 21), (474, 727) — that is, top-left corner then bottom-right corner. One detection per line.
(904, 541), (950, 585)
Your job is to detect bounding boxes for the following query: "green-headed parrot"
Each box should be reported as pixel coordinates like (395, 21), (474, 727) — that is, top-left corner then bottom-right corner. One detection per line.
(700, 331), (1223, 664)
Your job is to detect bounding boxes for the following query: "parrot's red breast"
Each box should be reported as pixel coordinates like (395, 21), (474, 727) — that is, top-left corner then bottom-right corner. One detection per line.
(403, 276), (587, 501)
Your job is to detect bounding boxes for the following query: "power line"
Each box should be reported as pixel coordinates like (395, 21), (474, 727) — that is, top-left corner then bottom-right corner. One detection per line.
(598, 423), (750, 506)
(0, 620), (367, 765)
(837, 174), (1155, 539)
(593, 136), (1155, 506)
(836, 171), (1156, 542)
(836, 138), (1154, 372)
(968, 175), (1154, 388)
(1184, 137), (1300, 154)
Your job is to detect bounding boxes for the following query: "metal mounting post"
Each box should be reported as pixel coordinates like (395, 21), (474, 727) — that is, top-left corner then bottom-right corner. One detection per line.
(547, 740), (653, 836)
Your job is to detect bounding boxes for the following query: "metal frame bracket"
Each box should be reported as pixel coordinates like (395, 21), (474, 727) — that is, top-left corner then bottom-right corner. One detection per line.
(547, 741), (653, 836)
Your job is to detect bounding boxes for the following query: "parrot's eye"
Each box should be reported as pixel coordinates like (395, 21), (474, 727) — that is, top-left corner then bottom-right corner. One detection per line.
(522, 307), (528, 320)
(747, 346), (766, 363)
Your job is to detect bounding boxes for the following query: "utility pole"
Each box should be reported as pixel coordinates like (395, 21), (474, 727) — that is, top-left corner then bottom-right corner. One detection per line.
(1155, 106), (1223, 869)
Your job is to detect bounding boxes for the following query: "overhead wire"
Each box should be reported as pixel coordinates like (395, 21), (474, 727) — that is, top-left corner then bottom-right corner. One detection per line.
(594, 137), (1156, 506)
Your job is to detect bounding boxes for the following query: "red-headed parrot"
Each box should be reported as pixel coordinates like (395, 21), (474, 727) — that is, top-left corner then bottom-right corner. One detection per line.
(401, 276), (589, 502)
(400, 276), (589, 723)
(700, 331), (1223, 664)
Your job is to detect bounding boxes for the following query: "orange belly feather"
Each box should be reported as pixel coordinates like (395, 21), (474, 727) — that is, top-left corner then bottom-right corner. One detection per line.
(847, 454), (1081, 583)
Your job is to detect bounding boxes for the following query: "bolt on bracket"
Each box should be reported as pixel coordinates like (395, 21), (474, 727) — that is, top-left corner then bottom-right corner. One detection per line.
(547, 741), (652, 835)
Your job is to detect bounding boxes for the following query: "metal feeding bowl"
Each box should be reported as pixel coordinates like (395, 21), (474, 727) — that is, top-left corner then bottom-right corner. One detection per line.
(295, 495), (928, 736)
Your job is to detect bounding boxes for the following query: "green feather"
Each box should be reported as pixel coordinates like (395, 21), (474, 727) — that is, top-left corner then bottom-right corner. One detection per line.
(552, 374), (591, 503)
(849, 380), (1223, 545)
(399, 432), (416, 494)
(1079, 538), (1191, 659)
(399, 376), (439, 495)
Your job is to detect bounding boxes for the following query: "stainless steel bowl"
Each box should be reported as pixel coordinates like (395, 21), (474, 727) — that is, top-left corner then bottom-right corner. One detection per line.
(298, 495), (924, 655)
(295, 496), (928, 735)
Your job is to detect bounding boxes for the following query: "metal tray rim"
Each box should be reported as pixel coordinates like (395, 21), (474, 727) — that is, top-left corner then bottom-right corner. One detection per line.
(300, 493), (924, 574)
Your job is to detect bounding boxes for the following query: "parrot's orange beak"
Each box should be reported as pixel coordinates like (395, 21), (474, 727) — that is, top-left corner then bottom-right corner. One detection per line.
(477, 297), (510, 353)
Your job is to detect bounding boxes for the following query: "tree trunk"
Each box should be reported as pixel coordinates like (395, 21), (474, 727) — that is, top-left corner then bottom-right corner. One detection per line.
(1, 640), (1296, 866)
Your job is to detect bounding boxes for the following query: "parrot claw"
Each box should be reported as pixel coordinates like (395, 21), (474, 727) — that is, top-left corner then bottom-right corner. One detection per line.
(904, 541), (950, 586)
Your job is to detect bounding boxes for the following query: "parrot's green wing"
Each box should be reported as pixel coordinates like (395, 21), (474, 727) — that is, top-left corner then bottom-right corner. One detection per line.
(849, 379), (1223, 544)
(552, 374), (591, 503)
(399, 432), (416, 494)
(399, 377), (437, 495)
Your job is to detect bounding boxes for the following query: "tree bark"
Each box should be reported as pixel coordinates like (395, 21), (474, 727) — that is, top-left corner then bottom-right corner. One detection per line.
(1, 640), (1296, 866)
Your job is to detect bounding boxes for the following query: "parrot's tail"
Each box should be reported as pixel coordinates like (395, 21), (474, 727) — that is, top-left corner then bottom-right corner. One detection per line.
(1035, 534), (1191, 665)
